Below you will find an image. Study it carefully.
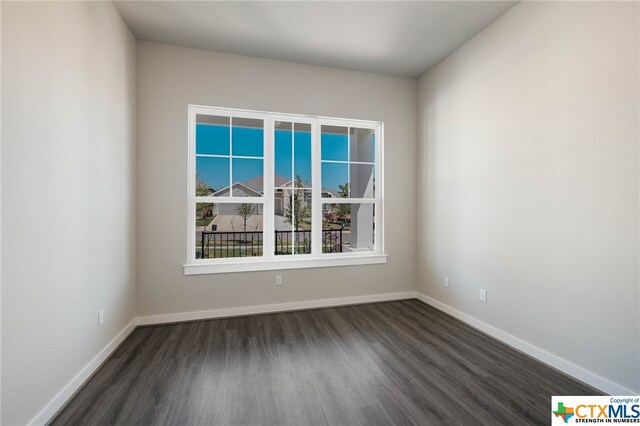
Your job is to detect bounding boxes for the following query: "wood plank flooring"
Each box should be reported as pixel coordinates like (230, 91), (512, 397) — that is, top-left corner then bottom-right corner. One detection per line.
(51, 300), (600, 425)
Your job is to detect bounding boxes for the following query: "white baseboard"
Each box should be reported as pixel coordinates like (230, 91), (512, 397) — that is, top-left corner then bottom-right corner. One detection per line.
(28, 291), (635, 426)
(136, 291), (416, 326)
(28, 318), (138, 426)
(414, 292), (636, 396)
(28, 292), (413, 425)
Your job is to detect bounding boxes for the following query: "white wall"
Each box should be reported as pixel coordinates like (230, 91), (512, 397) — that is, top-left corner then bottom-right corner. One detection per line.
(417, 2), (639, 393)
(1, 2), (137, 424)
(136, 42), (417, 317)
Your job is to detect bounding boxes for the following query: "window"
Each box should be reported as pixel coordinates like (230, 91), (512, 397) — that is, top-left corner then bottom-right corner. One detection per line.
(186, 106), (385, 274)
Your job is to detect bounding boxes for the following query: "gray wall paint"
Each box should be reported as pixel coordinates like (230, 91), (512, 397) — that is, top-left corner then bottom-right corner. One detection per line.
(417, 2), (639, 393)
(136, 42), (418, 317)
(1, 2), (137, 424)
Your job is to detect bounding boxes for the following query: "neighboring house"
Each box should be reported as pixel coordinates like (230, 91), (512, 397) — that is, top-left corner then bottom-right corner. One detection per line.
(212, 181), (262, 198)
(274, 181), (338, 216)
(211, 175), (337, 217)
(211, 182), (263, 215)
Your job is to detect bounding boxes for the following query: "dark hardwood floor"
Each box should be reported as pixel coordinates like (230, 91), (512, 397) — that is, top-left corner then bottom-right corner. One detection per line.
(51, 300), (599, 425)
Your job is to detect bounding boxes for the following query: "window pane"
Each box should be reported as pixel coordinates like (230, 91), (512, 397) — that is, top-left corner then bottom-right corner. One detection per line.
(322, 203), (375, 253)
(274, 189), (312, 256)
(274, 188), (291, 255)
(274, 122), (293, 186)
(349, 164), (375, 198)
(292, 189), (312, 254)
(350, 127), (375, 163)
(232, 118), (263, 157)
(232, 158), (263, 197)
(294, 123), (312, 187)
(321, 125), (348, 161)
(196, 115), (230, 156)
(321, 162), (348, 197)
(196, 202), (263, 259)
(196, 157), (229, 196)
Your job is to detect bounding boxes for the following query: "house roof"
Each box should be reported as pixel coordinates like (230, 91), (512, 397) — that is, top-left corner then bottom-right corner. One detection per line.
(242, 175), (291, 192)
(212, 182), (262, 197)
(213, 174), (339, 197)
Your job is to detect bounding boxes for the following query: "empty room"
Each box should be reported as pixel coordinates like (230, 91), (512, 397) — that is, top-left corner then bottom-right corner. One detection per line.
(2, 1), (639, 425)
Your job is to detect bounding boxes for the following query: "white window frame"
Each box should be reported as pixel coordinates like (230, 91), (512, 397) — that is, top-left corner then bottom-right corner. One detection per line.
(184, 105), (386, 275)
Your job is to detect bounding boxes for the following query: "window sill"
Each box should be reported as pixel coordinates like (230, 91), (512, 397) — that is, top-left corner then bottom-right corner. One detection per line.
(183, 254), (388, 275)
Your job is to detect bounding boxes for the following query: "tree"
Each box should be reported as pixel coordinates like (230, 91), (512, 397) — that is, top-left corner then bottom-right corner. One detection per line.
(196, 172), (213, 196)
(338, 182), (349, 198)
(284, 175), (311, 231)
(235, 203), (255, 232)
(196, 173), (215, 221)
(337, 182), (351, 221)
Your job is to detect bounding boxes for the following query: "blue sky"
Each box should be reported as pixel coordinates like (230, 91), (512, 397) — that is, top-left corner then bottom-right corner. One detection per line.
(195, 124), (354, 193)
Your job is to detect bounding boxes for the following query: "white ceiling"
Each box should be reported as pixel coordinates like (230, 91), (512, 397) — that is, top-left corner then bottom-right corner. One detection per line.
(114, 1), (516, 78)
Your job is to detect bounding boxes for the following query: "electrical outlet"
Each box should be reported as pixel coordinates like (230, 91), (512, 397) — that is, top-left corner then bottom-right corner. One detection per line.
(444, 277), (449, 288)
(479, 289), (487, 303)
(276, 275), (283, 286)
(98, 309), (104, 326)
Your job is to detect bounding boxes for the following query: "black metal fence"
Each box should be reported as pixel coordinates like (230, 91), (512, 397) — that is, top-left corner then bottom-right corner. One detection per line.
(275, 229), (311, 255)
(321, 229), (343, 254)
(198, 228), (343, 259)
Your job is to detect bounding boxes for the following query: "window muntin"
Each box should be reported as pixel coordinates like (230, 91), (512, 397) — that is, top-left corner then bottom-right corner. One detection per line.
(195, 115), (264, 199)
(189, 106), (383, 267)
(320, 125), (375, 199)
(322, 203), (375, 253)
(196, 202), (264, 259)
(274, 121), (313, 256)
(319, 123), (377, 254)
